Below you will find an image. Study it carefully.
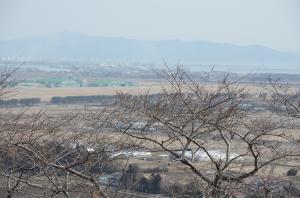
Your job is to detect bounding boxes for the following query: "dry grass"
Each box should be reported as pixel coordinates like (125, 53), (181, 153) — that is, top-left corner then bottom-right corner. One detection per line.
(10, 81), (283, 102)
(11, 84), (164, 102)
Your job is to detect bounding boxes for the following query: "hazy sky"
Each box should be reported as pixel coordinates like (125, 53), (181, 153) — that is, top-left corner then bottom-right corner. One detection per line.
(0, 0), (299, 52)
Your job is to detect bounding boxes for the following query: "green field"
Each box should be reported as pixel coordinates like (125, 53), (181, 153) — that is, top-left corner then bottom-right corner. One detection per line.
(21, 78), (135, 88)
(87, 79), (134, 87)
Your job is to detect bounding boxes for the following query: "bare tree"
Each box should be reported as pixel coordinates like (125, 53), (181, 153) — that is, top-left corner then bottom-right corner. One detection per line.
(0, 67), (17, 99)
(0, 69), (126, 198)
(112, 68), (300, 197)
(2, 67), (299, 197)
(262, 78), (300, 119)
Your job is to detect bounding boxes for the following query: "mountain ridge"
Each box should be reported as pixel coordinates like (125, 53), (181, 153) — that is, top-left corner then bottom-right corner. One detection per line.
(0, 32), (299, 65)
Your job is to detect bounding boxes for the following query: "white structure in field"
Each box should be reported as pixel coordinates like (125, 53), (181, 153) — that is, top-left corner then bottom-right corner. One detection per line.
(111, 151), (152, 159)
(177, 150), (239, 161)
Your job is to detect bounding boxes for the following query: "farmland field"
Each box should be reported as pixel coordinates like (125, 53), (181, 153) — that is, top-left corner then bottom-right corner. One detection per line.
(12, 81), (163, 101)
(12, 82), (299, 102)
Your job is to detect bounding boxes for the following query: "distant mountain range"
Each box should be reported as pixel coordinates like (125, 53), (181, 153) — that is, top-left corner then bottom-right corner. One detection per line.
(0, 32), (299, 65)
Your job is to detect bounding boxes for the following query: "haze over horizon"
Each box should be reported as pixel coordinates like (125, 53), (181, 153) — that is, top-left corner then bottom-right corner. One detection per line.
(0, 31), (296, 51)
(1, 32), (300, 68)
(1, 0), (300, 53)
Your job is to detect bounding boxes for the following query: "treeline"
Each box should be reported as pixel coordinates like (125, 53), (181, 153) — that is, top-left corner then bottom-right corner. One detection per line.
(51, 95), (115, 104)
(0, 95), (117, 107)
(50, 94), (164, 105)
(2, 92), (255, 107)
(0, 98), (40, 107)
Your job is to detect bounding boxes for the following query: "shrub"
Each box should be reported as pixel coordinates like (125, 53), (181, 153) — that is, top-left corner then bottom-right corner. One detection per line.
(287, 168), (298, 176)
